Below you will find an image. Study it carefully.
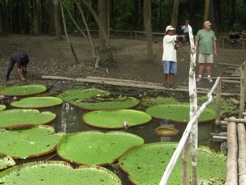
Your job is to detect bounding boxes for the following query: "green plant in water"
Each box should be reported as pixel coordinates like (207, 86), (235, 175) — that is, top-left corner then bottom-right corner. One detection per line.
(119, 143), (226, 185)
(83, 109), (152, 129)
(11, 96), (63, 109)
(141, 97), (180, 107)
(0, 109), (56, 129)
(0, 161), (121, 185)
(0, 154), (15, 170)
(57, 131), (144, 165)
(146, 104), (216, 123)
(0, 105), (6, 111)
(0, 125), (63, 159)
(0, 84), (46, 97)
(57, 88), (139, 110)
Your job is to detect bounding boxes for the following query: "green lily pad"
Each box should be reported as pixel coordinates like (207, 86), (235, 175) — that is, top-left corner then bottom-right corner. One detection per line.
(57, 88), (110, 102)
(11, 96), (63, 109)
(0, 105), (6, 111)
(0, 161), (121, 185)
(141, 97), (180, 107)
(146, 104), (216, 123)
(0, 84), (47, 97)
(57, 88), (139, 110)
(119, 143), (226, 185)
(0, 125), (63, 159)
(57, 131), (144, 166)
(83, 109), (152, 129)
(154, 126), (179, 137)
(0, 109), (56, 129)
(0, 154), (15, 170)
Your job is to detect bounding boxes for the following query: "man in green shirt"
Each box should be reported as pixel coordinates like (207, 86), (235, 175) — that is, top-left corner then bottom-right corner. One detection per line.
(195, 21), (217, 82)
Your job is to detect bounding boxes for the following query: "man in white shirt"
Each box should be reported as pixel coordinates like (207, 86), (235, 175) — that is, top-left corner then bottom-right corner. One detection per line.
(162, 25), (185, 89)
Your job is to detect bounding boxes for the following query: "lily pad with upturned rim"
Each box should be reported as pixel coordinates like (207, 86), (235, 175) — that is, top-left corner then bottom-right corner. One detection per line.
(82, 109), (152, 129)
(0, 84), (47, 97)
(0, 125), (63, 159)
(119, 143), (226, 185)
(57, 88), (139, 110)
(0, 109), (56, 129)
(11, 96), (63, 109)
(154, 126), (179, 137)
(0, 105), (6, 111)
(146, 104), (216, 124)
(141, 97), (180, 107)
(0, 154), (15, 170)
(57, 131), (144, 166)
(0, 161), (121, 185)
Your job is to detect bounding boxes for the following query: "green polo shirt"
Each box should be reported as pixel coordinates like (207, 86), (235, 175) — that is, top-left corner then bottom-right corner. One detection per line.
(195, 29), (216, 54)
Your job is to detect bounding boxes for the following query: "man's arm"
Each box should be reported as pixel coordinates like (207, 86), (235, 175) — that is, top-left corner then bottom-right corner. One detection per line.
(213, 41), (217, 56)
(17, 68), (26, 81)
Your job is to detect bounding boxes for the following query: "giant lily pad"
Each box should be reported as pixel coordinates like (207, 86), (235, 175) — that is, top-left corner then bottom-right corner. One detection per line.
(57, 88), (139, 110)
(119, 143), (226, 185)
(0, 125), (63, 159)
(146, 104), (216, 124)
(83, 109), (152, 129)
(57, 131), (144, 166)
(0, 161), (121, 185)
(0, 154), (15, 170)
(0, 105), (6, 111)
(0, 109), (56, 129)
(141, 97), (180, 107)
(11, 96), (63, 109)
(57, 88), (110, 102)
(0, 84), (46, 97)
(154, 126), (179, 137)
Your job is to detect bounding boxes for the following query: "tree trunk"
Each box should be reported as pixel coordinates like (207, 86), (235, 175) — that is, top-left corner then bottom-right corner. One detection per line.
(98, 0), (109, 51)
(230, 0), (236, 27)
(53, 0), (61, 40)
(32, 0), (41, 35)
(48, 0), (55, 35)
(203, 0), (210, 22)
(143, 0), (153, 60)
(171, 0), (179, 28)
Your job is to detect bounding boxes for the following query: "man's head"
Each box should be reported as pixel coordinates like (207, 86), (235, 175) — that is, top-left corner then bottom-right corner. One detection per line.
(204, 21), (212, 30)
(185, 20), (189, 25)
(165, 25), (175, 35)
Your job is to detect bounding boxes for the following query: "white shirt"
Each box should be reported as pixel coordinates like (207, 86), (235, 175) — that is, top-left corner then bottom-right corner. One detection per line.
(162, 35), (177, 62)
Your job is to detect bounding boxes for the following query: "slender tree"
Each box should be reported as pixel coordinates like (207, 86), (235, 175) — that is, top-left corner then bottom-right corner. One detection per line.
(171, 0), (180, 28)
(203, 0), (210, 22)
(143, 0), (153, 60)
(53, 0), (61, 40)
(32, 0), (41, 35)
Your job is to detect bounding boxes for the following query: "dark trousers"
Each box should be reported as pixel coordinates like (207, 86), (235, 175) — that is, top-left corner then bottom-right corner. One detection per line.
(179, 31), (190, 44)
(6, 59), (16, 80)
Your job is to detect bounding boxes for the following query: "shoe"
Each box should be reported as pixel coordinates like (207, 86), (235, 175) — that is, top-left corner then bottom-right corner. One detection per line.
(163, 83), (170, 88)
(5, 77), (9, 81)
(196, 76), (202, 82)
(170, 83), (177, 89)
(207, 77), (213, 83)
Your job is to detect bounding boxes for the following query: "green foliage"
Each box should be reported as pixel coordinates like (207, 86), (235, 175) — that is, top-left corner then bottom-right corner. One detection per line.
(0, 125), (63, 159)
(57, 131), (144, 165)
(0, 161), (121, 185)
(83, 109), (152, 129)
(119, 143), (226, 185)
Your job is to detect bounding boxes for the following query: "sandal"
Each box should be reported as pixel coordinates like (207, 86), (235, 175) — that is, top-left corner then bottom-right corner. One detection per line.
(170, 83), (177, 89)
(163, 83), (170, 88)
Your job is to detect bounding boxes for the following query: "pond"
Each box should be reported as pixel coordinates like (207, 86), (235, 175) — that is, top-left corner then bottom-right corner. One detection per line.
(0, 85), (224, 184)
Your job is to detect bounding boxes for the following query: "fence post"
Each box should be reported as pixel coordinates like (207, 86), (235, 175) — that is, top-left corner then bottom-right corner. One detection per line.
(215, 80), (221, 125)
(239, 61), (246, 118)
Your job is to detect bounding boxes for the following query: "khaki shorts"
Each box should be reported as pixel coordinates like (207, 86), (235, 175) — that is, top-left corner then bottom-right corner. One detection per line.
(198, 54), (213, 63)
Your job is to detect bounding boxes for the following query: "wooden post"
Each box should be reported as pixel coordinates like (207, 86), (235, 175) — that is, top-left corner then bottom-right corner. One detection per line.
(239, 62), (246, 118)
(215, 80), (221, 125)
(237, 122), (246, 184)
(226, 117), (238, 184)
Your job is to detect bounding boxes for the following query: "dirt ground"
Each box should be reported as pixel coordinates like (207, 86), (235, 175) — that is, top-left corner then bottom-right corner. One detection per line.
(0, 34), (246, 96)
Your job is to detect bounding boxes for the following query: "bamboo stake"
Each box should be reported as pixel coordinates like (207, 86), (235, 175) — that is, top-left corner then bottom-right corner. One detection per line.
(216, 80), (221, 125)
(226, 118), (238, 184)
(237, 122), (246, 184)
(239, 62), (246, 118)
(182, 140), (190, 185)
